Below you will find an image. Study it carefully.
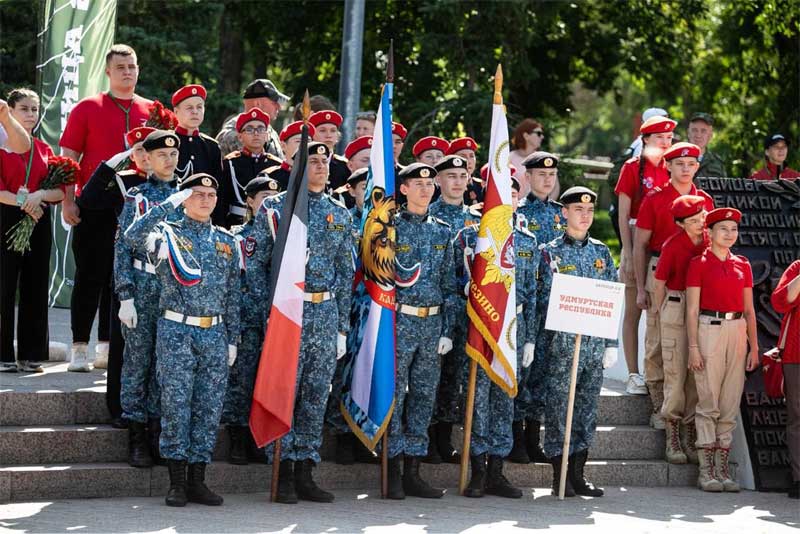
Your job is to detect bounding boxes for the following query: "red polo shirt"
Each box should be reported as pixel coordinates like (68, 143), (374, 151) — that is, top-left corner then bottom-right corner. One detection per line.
(686, 249), (753, 312)
(654, 230), (710, 291)
(614, 156), (670, 218)
(59, 93), (152, 195)
(750, 162), (800, 180)
(0, 139), (55, 194)
(771, 260), (800, 364)
(636, 182), (714, 253)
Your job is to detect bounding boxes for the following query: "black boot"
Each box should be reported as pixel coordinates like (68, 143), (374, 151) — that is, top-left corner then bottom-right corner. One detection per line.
(525, 419), (548, 463)
(507, 421), (530, 464)
(569, 450), (603, 497)
(275, 460), (297, 504)
(147, 419), (165, 466)
(464, 453), (487, 498)
(227, 426), (248, 465)
(128, 421), (153, 468)
(165, 459), (187, 507)
(422, 426), (442, 464)
(435, 422), (461, 464)
(354, 438), (380, 464)
(402, 456), (444, 498)
(334, 433), (356, 465)
(386, 454), (405, 500)
(186, 463), (224, 505)
(295, 459), (334, 502)
(549, 455), (576, 497)
(486, 455), (523, 498)
(246, 428), (268, 464)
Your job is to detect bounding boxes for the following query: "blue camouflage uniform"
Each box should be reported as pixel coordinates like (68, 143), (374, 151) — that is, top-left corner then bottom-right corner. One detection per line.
(537, 233), (618, 458)
(123, 202), (241, 463)
(389, 209), (459, 458)
(114, 176), (178, 423)
(250, 190), (354, 462)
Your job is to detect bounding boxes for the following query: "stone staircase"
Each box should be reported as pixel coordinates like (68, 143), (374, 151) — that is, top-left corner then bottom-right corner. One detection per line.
(0, 363), (698, 502)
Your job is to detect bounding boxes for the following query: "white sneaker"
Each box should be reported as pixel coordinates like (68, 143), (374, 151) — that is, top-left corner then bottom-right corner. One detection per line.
(68, 344), (91, 372)
(94, 342), (109, 369)
(626, 373), (648, 395)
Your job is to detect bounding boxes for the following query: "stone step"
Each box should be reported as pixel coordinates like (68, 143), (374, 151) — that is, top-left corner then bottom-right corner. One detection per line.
(0, 460), (699, 503)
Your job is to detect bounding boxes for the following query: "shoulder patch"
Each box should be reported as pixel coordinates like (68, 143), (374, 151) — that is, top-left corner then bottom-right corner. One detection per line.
(224, 150), (242, 160)
(125, 186), (143, 199)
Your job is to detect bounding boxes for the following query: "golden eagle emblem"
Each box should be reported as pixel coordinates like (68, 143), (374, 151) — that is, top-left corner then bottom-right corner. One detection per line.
(361, 187), (397, 288)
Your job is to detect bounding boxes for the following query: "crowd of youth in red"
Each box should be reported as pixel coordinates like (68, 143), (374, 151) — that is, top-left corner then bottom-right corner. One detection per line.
(1, 44), (798, 507)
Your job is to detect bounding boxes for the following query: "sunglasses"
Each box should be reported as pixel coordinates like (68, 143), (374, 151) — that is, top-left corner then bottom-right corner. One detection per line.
(531, 130), (545, 137)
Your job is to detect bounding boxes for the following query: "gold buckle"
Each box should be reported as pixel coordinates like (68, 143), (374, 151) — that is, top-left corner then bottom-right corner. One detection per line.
(311, 292), (324, 304)
(416, 307), (429, 318)
(198, 316), (213, 328)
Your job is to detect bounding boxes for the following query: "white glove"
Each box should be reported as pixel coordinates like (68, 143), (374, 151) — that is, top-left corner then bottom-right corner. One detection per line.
(437, 337), (453, 355)
(523, 343), (535, 368)
(603, 347), (618, 369)
(107, 148), (132, 168)
(228, 345), (237, 367)
(118, 298), (137, 329)
(166, 189), (193, 208)
(337, 333), (347, 359)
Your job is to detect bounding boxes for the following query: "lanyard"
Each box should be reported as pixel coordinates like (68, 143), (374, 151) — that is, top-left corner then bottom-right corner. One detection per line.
(21, 138), (35, 189)
(107, 92), (134, 143)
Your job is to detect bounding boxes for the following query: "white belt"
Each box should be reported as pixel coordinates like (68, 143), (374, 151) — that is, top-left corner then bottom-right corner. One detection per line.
(229, 205), (247, 217)
(164, 310), (222, 328)
(397, 304), (440, 318)
(516, 304), (523, 314)
(303, 291), (332, 303)
(133, 259), (156, 274)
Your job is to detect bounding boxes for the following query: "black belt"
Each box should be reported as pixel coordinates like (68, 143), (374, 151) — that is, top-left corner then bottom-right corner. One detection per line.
(667, 296), (681, 302)
(700, 310), (743, 320)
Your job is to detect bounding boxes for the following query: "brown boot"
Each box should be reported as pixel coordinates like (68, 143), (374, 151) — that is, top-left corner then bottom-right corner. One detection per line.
(714, 447), (740, 492)
(697, 446), (723, 492)
(648, 383), (665, 429)
(680, 422), (699, 465)
(665, 419), (687, 464)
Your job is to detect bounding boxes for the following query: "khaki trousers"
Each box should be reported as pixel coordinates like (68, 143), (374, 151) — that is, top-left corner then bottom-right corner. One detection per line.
(644, 256), (663, 390)
(659, 290), (698, 423)
(693, 316), (747, 448)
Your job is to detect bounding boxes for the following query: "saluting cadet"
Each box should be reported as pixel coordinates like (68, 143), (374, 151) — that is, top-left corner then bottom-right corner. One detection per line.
(385, 162), (459, 500)
(456, 176), (535, 499)
(216, 108), (279, 228)
(251, 141), (354, 504)
(447, 137), (483, 206)
(123, 172), (241, 507)
(172, 85), (223, 185)
(269, 121), (317, 190)
(115, 130), (181, 468)
(686, 208), (759, 493)
(652, 195), (709, 465)
(308, 110), (350, 192)
(634, 142), (714, 429)
(538, 186), (619, 498)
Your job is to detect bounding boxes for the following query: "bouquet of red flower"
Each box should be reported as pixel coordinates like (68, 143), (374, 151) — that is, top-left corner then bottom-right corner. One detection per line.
(145, 100), (178, 130)
(6, 156), (80, 253)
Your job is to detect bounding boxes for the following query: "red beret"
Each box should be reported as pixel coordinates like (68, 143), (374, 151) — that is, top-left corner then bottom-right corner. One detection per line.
(412, 136), (449, 158)
(447, 137), (479, 155)
(640, 116), (677, 135)
(279, 121), (315, 142)
(126, 126), (156, 147)
(345, 136), (373, 160)
(480, 163), (516, 181)
(392, 122), (407, 140)
(663, 142), (701, 161)
(309, 110), (343, 128)
(235, 108), (270, 132)
(670, 195), (706, 219)
(706, 207), (742, 228)
(171, 84), (207, 107)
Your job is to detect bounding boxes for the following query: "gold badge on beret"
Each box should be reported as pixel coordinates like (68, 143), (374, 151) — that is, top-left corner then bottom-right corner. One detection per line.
(725, 210), (732, 218)
(135, 132), (142, 139)
(580, 193), (592, 203)
(431, 140), (437, 146)
(251, 111), (257, 118)
(544, 157), (554, 167)
(420, 168), (430, 178)
(454, 158), (463, 166)
(466, 141), (472, 147)
(317, 145), (326, 154)
(368, 138), (373, 145)
(165, 137), (176, 147)
(191, 87), (198, 95)
(202, 177), (212, 186)
(325, 113), (331, 120)
(268, 182), (278, 190)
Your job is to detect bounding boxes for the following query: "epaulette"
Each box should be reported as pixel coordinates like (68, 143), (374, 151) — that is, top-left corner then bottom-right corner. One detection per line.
(467, 203), (483, 218)
(332, 154), (348, 163)
(429, 216), (451, 228)
(265, 153), (283, 165)
(326, 194), (348, 209)
(224, 150), (242, 160)
(517, 224), (537, 241)
(230, 224), (246, 235)
(117, 169), (140, 177)
(588, 237), (606, 247)
(199, 132), (219, 145)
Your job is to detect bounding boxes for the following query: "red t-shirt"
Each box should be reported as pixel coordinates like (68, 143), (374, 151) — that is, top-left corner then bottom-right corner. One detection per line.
(654, 230), (710, 291)
(636, 183), (714, 252)
(0, 139), (55, 194)
(771, 260), (800, 364)
(59, 93), (152, 194)
(686, 249), (753, 312)
(614, 156), (670, 218)
(750, 162), (800, 180)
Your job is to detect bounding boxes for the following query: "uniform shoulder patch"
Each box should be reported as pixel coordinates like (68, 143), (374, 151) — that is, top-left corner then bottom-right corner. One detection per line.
(224, 150), (242, 160)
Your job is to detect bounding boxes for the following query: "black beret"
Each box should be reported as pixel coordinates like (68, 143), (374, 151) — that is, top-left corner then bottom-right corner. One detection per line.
(398, 162), (437, 183)
(522, 151), (559, 169)
(689, 112), (714, 126)
(245, 176), (281, 197)
(242, 79), (289, 104)
(178, 172), (218, 191)
(142, 130), (180, 152)
(559, 186), (596, 205)
(346, 167), (369, 187)
(511, 176), (521, 192)
(765, 133), (788, 149)
(305, 141), (332, 159)
(434, 155), (468, 173)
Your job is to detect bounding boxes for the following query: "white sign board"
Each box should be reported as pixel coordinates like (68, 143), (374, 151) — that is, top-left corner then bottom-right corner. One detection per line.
(544, 273), (625, 340)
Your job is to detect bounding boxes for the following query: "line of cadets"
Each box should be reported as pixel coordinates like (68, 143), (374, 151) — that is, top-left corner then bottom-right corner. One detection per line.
(104, 84), (755, 507)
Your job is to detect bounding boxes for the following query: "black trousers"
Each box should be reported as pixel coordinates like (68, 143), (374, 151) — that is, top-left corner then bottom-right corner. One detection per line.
(70, 208), (116, 343)
(106, 294), (124, 419)
(0, 205), (51, 363)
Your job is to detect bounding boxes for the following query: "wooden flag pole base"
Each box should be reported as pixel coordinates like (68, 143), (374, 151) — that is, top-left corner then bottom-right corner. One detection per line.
(558, 333), (582, 500)
(381, 433), (389, 498)
(459, 359), (478, 495)
(270, 439), (281, 502)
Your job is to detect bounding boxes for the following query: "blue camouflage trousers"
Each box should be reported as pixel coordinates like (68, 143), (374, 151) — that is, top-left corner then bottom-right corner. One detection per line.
(434, 322), (468, 424)
(543, 332), (605, 458)
(221, 326), (264, 426)
(156, 318), (228, 463)
(324, 358), (350, 434)
(515, 330), (554, 422)
(388, 313), (442, 458)
(279, 299), (338, 463)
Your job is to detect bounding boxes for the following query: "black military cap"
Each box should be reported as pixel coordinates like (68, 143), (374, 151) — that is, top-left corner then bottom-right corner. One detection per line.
(242, 79), (289, 104)
(142, 130), (180, 152)
(178, 172), (218, 191)
(689, 112), (714, 126)
(511, 176), (521, 192)
(397, 162), (437, 183)
(522, 151), (559, 169)
(434, 154), (468, 173)
(560, 186), (597, 205)
(764, 133), (788, 149)
(245, 176), (281, 197)
(305, 141), (332, 159)
(346, 167), (369, 187)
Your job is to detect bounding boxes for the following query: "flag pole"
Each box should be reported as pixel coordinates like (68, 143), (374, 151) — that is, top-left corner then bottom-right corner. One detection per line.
(558, 333), (582, 500)
(459, 64), (504, 495)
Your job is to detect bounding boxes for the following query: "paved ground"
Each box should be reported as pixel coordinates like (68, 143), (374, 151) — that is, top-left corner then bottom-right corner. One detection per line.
(1, 487), (797, 533)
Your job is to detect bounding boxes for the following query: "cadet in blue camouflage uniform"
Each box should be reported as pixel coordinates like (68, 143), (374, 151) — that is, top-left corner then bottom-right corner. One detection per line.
(426, 154), (479, 465)
(250, 141), (354, 504)
(511, 151), (565, 464)
(123, 172), (241, 508)
(455, 176), (538, 499)
(115, 130), (180, 469)
(537, 186), (619, 498)
(384, 162), (459, 500)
